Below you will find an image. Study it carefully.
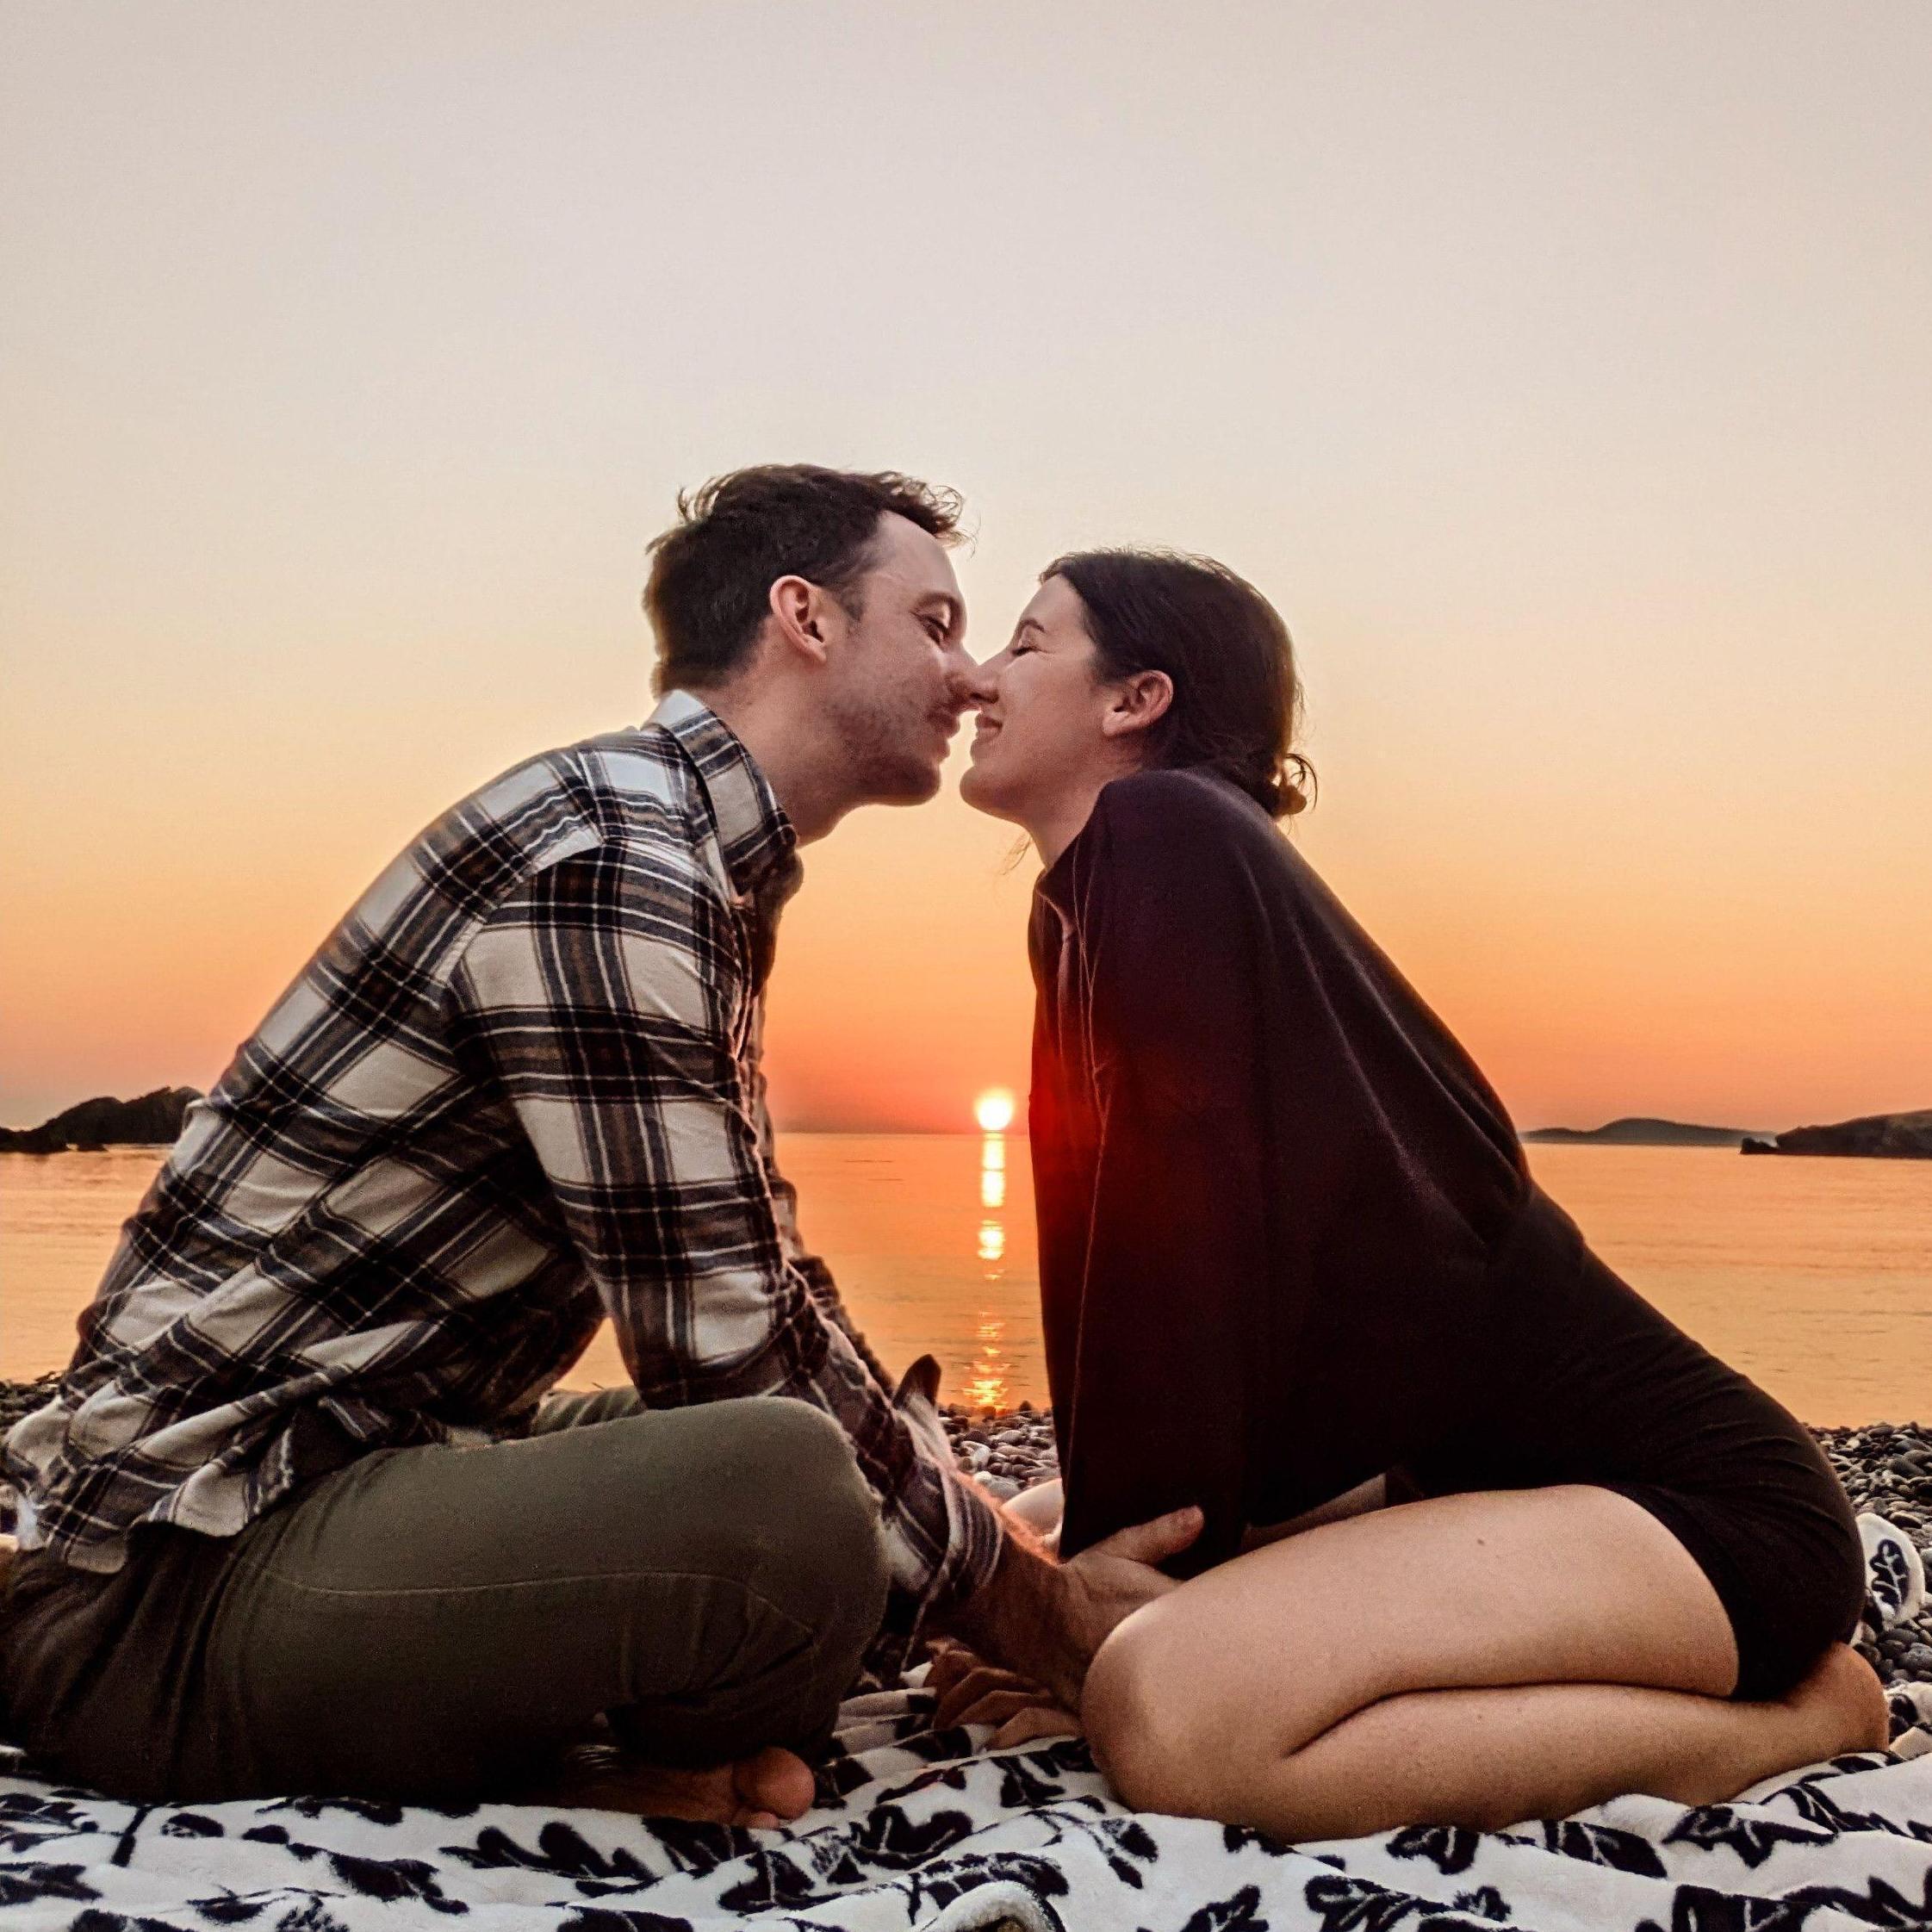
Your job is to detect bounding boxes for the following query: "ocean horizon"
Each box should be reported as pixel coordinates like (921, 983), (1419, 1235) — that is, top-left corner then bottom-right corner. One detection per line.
(5, 1136), (1929, 1426)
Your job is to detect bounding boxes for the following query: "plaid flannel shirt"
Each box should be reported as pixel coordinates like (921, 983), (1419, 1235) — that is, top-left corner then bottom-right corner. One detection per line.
(4, 693), (1003, 1667)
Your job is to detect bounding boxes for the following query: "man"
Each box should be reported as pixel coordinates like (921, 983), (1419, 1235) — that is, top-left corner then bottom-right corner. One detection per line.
(1, 466), (1196, 1825)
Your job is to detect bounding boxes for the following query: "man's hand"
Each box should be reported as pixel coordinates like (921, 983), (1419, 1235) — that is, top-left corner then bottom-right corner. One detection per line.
(1053, 1505), (1204, 1687)
(937, 1500), (1202, 1711)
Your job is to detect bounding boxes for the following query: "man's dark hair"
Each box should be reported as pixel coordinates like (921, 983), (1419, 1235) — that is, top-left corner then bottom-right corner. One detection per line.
(644, 464), (965, 692)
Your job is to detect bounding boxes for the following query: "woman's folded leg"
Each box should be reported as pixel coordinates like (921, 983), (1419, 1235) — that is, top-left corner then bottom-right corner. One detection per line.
(1190, 1649), (1884, 1840)
(1080, 1483), (1885, 1840)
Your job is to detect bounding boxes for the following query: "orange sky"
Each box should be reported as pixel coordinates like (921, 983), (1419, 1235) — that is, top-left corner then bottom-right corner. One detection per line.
(3, 3), (1928, 1134)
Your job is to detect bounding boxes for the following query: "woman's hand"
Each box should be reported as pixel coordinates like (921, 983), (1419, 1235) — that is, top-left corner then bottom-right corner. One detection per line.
(927, 1637), (1084, 1747)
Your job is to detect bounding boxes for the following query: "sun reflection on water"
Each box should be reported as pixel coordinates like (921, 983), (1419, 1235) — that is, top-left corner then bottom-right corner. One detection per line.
(980, 1132), (1006, 1208)
(965, 1310), (1011, 1412)
(967, 1125), (1012, 1410)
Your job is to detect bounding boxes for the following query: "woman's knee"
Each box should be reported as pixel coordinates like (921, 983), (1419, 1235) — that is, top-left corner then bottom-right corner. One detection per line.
(1080, 1558), (1400, 1818)
(1083, 1602), (1247, 1817)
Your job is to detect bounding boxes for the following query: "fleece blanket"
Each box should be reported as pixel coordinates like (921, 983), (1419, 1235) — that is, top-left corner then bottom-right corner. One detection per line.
(8, 1683), (1932, 1932)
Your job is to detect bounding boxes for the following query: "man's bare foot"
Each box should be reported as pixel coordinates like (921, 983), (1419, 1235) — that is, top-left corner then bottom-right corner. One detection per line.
(1783, 1643), (1891, 1758)
(527, 1741), (817, 1828)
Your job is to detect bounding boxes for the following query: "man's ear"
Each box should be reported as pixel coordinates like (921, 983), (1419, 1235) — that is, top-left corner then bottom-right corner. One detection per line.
(1100, 669), (1174, 740)
(767, 575), (835, 668)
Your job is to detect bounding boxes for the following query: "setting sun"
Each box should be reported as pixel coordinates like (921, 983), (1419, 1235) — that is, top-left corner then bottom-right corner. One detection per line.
(974, 1090), (1016, 1134)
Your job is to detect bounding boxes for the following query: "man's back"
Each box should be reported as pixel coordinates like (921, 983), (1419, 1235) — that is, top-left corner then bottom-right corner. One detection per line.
(5, 699), (780, 1573)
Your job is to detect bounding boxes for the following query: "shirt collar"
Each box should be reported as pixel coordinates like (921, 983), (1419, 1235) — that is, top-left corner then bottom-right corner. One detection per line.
(647, 690), (800, 903)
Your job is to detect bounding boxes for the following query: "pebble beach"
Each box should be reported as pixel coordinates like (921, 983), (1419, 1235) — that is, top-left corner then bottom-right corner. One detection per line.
(6, 1374), (1930, 1697)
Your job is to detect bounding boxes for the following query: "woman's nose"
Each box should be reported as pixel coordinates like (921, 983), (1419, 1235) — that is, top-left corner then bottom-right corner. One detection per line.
(956, 655), (1000, 705)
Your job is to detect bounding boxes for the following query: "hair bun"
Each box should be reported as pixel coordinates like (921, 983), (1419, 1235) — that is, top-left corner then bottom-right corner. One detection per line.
(1225, 756), (1304, 821)
(1283, 751), (1316, 819)
(1265, 751), (1315, 821)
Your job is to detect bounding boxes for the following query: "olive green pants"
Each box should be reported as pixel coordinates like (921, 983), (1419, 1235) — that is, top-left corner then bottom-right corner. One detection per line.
(1, 1392), (889, 1803)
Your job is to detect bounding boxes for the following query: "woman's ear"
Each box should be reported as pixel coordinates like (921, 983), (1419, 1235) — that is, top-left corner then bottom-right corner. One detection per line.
(1100, 669), (1174, 740)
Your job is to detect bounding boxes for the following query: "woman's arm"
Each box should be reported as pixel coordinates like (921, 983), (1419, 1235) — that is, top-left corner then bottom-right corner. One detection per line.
(1048, 780), (1280, 1576)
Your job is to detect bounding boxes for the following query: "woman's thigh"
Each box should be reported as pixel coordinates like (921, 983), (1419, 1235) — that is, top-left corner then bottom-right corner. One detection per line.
(1084, 1484), (1740, 1773)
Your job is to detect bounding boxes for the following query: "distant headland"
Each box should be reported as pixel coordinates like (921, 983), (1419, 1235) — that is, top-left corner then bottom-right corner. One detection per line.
(4, 1092), (1928, 1160)
(1741, 1109), (1932, 1161)
(1520, 1117), (1761, 1147)
(0, 1088), (202, 1155)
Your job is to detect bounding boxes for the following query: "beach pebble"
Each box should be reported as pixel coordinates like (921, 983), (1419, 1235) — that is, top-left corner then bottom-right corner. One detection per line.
(975, 1474), (1021, 1501)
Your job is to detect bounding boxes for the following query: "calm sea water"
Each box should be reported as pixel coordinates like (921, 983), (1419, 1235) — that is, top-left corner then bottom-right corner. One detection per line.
(3, 1137), (1929, 1423)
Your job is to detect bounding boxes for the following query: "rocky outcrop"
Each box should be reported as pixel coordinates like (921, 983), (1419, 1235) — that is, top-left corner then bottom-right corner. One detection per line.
(1521, 1116), (1758, 1147)
(0, 1086), (202, 1155)
(1742, 1109), (1932, 1160)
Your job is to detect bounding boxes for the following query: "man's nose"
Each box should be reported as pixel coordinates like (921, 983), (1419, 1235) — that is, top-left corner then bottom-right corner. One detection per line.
(952, 651), (997, 706)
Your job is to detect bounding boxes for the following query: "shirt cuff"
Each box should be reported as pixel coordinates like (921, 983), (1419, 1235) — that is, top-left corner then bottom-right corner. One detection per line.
(885, 1350), (1008, 1624)
(926, 1460), (1009, 1622)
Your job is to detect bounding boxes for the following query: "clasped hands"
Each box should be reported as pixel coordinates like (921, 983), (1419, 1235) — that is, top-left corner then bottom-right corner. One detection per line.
(927, 1636), (1084, 1748)
(926, 1478), (1202, 1749)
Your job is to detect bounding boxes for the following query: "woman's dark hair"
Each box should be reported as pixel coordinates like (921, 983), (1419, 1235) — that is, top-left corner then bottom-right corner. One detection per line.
(1042, 549), (1314, 819)
(645, 464), (965, 692)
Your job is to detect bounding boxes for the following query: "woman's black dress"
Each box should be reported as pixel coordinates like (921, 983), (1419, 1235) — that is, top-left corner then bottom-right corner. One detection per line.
(1028, 767), (1862, 1699)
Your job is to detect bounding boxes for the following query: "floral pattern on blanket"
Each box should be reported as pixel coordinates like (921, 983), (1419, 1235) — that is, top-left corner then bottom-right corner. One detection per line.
(6, 1687), (1932, 1932)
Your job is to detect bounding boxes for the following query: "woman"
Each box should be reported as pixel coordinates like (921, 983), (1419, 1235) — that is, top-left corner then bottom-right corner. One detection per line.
(950, 550), (1884, 1841)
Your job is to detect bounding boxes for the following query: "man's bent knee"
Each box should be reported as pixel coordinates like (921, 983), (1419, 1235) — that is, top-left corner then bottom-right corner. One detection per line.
(728, 1400), (888, 1644)
(655, 1401), (888, 1682)
(575, 1397), (887, 1662)
(606, 1401), (888, 1766)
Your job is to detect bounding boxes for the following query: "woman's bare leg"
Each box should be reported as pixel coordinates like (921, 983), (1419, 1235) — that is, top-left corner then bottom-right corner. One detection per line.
(1006, 1478), (1064, 1536)
(1198, 1647), (1884, 1839)
(1082, 1485), (1885, 1839)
